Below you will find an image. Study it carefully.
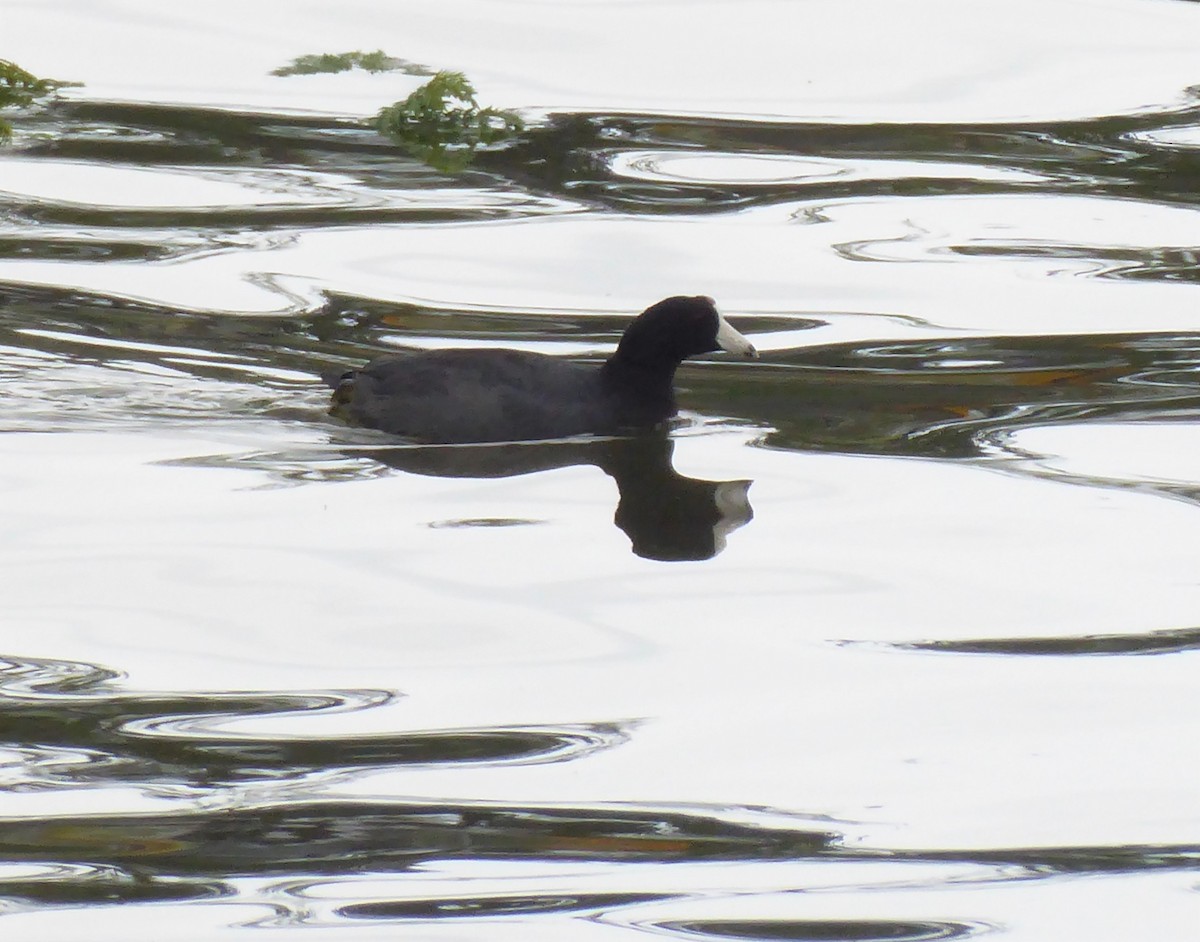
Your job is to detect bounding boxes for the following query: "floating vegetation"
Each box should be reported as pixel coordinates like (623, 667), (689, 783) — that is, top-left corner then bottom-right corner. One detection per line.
(271, 49), (433, 77)
(0, 59), (76, 141)
(271, 52), (525, 172)
(376, 71), (524, 172)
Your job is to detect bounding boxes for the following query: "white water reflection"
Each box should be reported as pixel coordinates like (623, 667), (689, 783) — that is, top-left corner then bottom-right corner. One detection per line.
(4, 425), (1200, 850)
(8, 0), (1200, 122)
(997, 420), (1200, 490)
(619, 870), (1200, 942)
(3, 1), (1200, 939)
(0, 158), (352, 209)
(1128, 124), (1200, 149)
(5, 192), (1200, 344)
(610, 150), (1043, 186)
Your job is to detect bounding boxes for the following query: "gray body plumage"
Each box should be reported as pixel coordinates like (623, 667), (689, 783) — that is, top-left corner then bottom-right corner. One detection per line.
(333, 348), (633, 444)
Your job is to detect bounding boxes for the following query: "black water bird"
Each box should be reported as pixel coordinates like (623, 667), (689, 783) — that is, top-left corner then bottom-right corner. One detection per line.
(326, 296), (757, 444)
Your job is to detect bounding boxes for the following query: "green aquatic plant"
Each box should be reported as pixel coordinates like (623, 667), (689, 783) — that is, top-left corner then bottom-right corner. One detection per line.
(272, 50), (433, 77)
(0, 59), (75, 141)
(272, 54), (525, 172)
(376, 71), (524, 172)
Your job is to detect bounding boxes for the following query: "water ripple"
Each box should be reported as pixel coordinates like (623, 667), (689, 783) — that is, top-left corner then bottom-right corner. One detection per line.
(0, 654), (631, 792)
(0, 800), (837, 872)
(657, 918), (984, 941)
(341, 891), (666, 920)
(5, 26), (1200, 941)
(899, 627), (1200, 657)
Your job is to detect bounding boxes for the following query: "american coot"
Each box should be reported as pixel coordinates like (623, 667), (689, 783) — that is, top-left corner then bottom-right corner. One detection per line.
(327, 295), (757, 444)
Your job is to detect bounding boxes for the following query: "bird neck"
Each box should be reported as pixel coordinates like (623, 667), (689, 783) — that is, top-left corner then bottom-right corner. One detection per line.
(601, 354), (679, 422)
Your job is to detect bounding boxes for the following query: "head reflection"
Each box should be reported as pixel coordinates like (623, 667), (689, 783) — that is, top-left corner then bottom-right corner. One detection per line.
(363, 433), (753, 561)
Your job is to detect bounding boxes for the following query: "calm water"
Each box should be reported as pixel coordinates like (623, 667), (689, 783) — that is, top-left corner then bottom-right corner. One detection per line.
(4, 1), (1200, 939)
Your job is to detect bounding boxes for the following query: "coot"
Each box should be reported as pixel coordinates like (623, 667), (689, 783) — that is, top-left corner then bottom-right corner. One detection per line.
(327, 295), (757, 444)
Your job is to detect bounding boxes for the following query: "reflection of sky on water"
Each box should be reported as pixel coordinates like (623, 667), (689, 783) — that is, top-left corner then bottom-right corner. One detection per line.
(10, 0), (1200, 122)
(5, 426), (1200, 846)
(4, 1), (1200, 938)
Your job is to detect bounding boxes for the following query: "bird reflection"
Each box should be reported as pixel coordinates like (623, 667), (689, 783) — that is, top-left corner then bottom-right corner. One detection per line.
(360, 433), (753, 561)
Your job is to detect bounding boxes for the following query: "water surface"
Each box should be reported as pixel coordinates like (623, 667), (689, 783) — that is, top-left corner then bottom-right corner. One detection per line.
(4, 1), (1200, 939)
